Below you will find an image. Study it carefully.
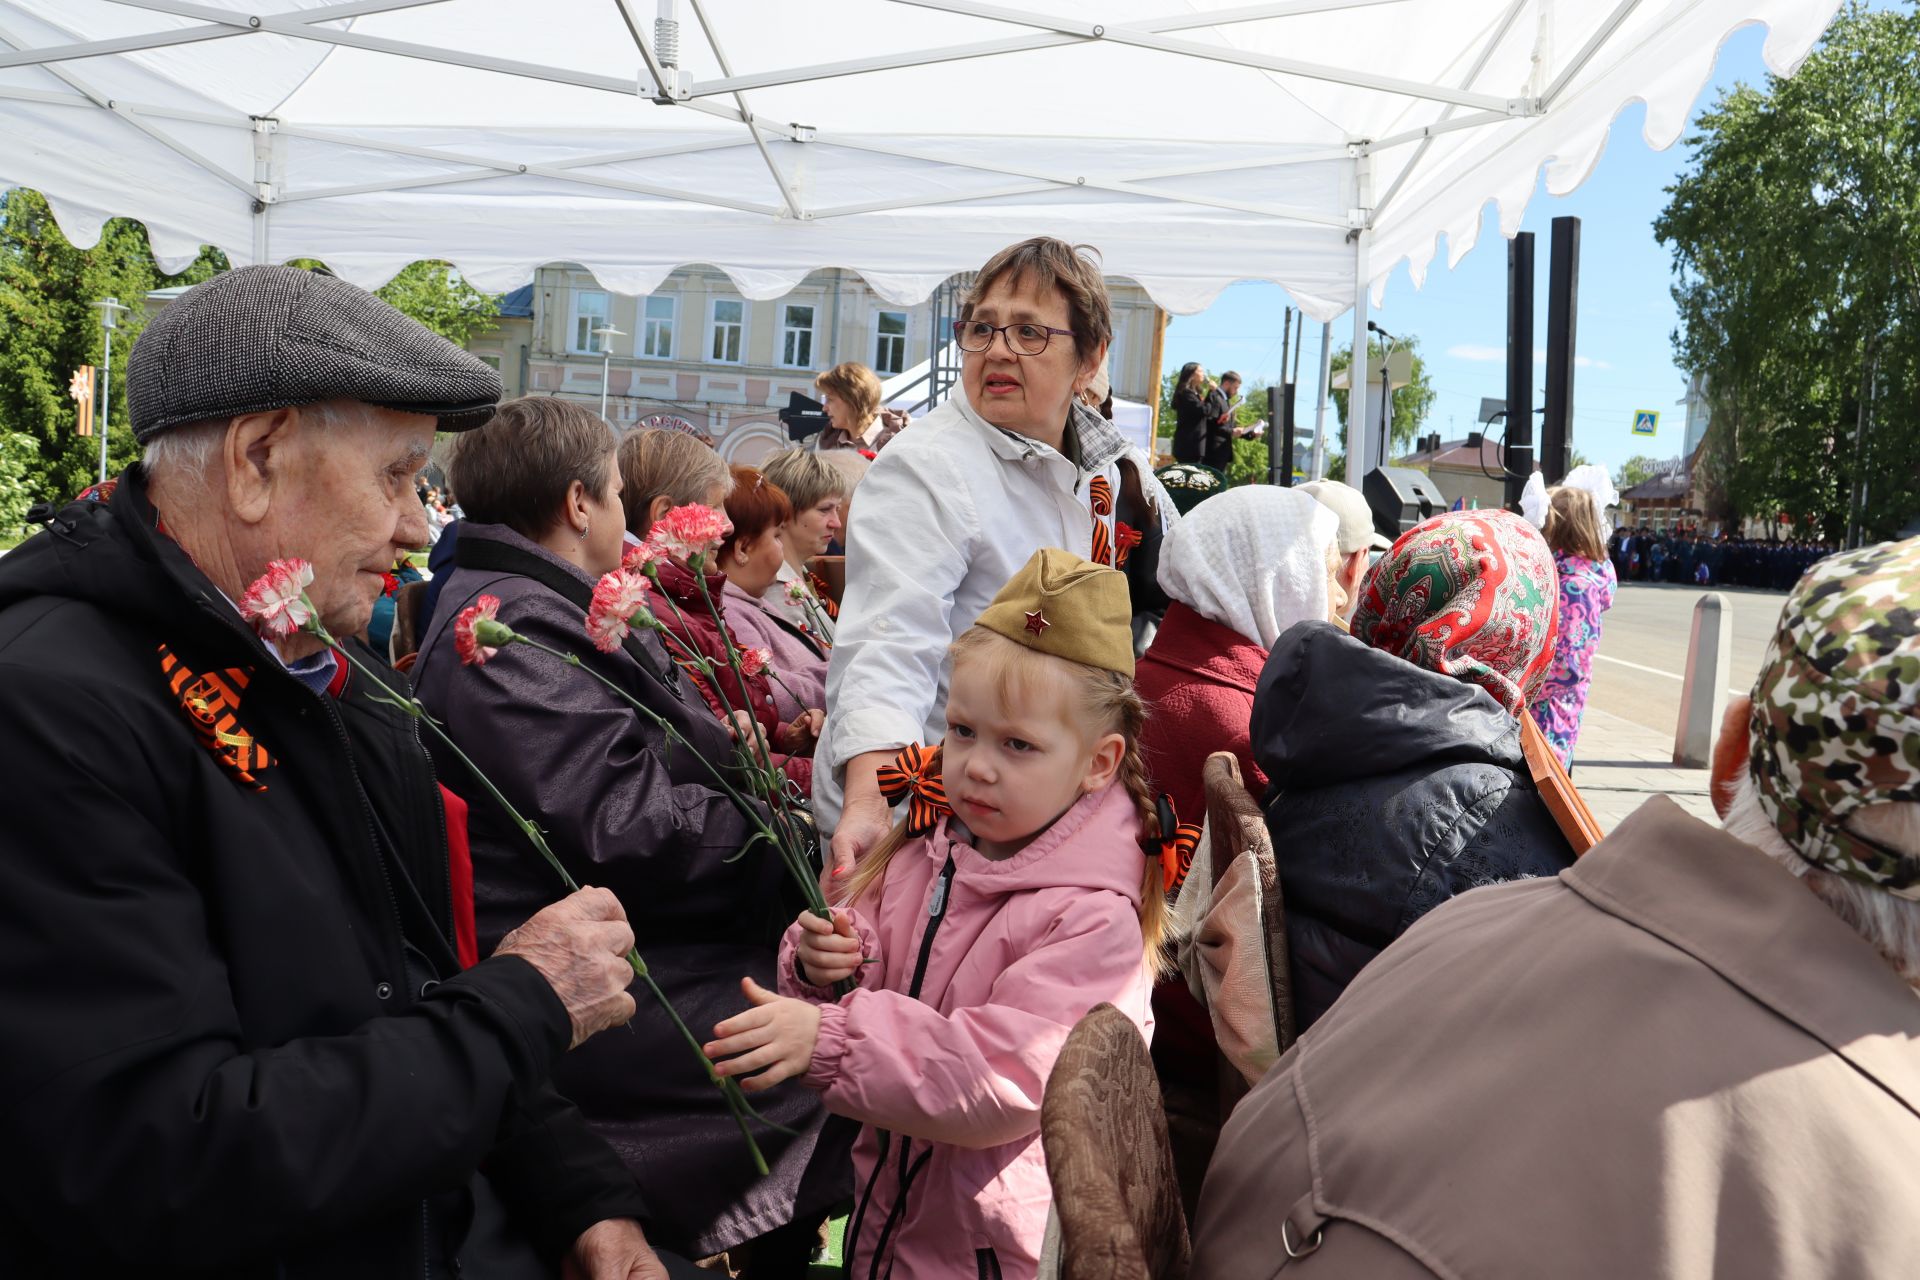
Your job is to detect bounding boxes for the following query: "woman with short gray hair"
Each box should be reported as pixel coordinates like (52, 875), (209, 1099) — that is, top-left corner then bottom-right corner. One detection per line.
(758, 448), (849, 641)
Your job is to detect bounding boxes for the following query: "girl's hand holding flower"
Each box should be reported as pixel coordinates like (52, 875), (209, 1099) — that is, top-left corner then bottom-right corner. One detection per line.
(794, 907), (863, 987)
(707, 978), (821, 1093)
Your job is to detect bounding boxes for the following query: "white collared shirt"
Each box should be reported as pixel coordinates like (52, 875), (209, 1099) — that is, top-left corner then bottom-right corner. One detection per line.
(812, 385), (1174, 831)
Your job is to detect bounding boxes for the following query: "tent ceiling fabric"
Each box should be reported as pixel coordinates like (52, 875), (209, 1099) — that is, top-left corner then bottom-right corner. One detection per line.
(0, 0), (1839, 319)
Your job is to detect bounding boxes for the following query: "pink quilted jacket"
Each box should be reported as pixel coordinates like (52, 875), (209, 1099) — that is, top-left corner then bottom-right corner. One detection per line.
(780, 781), (1155, 1279)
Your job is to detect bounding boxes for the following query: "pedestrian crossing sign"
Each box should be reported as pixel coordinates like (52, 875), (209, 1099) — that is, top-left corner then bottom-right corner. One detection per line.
(1632, 410), (1659, 436)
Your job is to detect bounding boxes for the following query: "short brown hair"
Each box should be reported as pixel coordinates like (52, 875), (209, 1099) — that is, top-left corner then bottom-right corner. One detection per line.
(720, 467), (794, 561)
(963, 237), (1112, 366)
(815, 362), (882, 425)
(760, 447), (849, 514)
(444, 396), (614, 540)
(1543, 485), (1607, 562)
(617, 426), (733, 538)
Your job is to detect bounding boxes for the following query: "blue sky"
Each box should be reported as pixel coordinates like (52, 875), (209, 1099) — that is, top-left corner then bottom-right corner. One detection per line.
(1163, 20), (1790, 476)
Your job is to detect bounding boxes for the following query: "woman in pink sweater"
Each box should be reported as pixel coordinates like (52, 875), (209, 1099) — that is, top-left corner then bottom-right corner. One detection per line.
(707, 550), (1169, 1278)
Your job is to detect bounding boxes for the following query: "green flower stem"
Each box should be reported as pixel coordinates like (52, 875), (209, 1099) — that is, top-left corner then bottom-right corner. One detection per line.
(690, 568), (822, 882)
(651, 564), (821, 908)
(304, 618), (774, 1175)
(511, 637), (828, 917)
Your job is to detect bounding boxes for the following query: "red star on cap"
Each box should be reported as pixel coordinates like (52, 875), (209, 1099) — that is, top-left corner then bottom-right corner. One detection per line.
(1024, 609), (1049, 637)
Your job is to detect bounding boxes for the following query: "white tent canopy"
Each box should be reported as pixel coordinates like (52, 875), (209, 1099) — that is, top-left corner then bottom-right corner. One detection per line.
(0, 0), (1838, 473)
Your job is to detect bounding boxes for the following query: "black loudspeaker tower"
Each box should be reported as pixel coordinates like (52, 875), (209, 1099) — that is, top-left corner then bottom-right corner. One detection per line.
(1266, 384), (1282, 486)
(1363, 466), (1445, 543)
(1541, 216), (1581, 484)
(1504, 232), (1535, 511)
(1279, 382), (1297, 486)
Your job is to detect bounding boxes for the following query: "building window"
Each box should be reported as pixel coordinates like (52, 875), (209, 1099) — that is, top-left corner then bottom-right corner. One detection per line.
(779, 302), (817, 369)
(571, 288), (610, 354)
(474, 352), (502, 371)
(639, 295), (675, 360)
(709, 297), (745, 364)
(874, 310), (908, 376)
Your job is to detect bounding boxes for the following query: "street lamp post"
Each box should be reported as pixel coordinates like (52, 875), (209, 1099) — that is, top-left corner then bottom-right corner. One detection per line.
(592, 324), (625, 422)
(93, 297), (130, 483)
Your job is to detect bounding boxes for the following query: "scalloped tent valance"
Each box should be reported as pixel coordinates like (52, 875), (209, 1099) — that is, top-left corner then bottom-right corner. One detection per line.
(0, 0), (1839, 475)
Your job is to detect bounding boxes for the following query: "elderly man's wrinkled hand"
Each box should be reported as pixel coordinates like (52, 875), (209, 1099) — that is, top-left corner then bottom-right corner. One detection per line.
(563, 1219), (670, 1280)
(496, 887), (637, 1049)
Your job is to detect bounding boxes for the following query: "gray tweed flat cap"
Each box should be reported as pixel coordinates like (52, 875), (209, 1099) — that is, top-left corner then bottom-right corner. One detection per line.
(129, 264), (503, 442)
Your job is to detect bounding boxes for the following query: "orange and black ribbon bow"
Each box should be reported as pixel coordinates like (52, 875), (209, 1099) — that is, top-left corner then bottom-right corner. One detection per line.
(160, 643), (277, 791)
(876, 743), (949, 837)
(806, 568), (841, 620)
(1151, 794), (1205, 897)
(1088, 475), (1116, 568)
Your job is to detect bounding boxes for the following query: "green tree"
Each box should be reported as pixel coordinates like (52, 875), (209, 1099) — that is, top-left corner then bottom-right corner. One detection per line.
(0, 431), (36, 540)
(1655, 2), (1920, 542)
(374, 261), (500, 347)
(1617, 454), (1664, 490)
(1326, 336), (1436, 453)
(0, 188), (225, 506)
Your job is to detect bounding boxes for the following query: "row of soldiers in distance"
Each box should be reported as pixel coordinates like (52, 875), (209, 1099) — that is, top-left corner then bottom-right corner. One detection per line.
(1607, 523), (1835, 590)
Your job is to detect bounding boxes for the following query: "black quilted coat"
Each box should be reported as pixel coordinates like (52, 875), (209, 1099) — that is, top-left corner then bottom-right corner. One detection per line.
(1250, 621), (1575, 1032)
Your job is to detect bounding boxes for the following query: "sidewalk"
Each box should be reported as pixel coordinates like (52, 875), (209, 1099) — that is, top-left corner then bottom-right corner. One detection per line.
(1572, 706), (1715, 831)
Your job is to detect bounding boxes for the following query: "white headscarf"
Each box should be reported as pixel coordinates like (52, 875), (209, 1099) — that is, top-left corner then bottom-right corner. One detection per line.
(1156, 485), (1341, 650)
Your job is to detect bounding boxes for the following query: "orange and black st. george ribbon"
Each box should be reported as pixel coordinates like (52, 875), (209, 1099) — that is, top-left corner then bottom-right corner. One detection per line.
(876, 742), (949, 837)
(1152, 795), (1204, 897)
(805, 569), (840, 620)
(1088, 475), (1115, 568)
(159, 644), (276, 791)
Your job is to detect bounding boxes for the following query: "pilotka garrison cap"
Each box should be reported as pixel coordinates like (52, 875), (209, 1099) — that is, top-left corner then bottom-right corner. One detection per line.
(128, 265), (503, 442)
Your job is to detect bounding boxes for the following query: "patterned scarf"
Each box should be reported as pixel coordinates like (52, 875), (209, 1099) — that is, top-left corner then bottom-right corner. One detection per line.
(1352, 509), (1559, 715)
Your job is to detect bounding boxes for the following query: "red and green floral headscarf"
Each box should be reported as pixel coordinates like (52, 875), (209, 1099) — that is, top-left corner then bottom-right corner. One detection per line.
(1352, 509), (1560, 715)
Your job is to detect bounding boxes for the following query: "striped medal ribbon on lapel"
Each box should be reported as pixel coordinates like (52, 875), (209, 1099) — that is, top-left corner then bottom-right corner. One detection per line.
(159, 643), (277, 791)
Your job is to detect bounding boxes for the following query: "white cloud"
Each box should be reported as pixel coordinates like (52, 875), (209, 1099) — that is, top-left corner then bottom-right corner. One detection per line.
(1445, 343), (1609, 371)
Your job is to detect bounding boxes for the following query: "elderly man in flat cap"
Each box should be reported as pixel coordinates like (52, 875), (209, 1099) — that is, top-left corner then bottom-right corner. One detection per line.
(1192, 535), (1920, 1279)
(0, 266), (692, 1279)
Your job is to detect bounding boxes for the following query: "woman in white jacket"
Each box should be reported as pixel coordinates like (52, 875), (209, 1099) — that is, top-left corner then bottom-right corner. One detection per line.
(816, 236), (1174, 870)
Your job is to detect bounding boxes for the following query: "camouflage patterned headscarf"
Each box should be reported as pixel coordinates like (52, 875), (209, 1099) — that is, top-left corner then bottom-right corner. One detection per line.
(1750, 535), (1920, 897)
(1352, 509), (1560, 715)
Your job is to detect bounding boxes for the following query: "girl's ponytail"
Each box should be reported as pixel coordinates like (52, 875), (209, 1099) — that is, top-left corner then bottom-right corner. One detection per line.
(1112, 701), (1172, 975)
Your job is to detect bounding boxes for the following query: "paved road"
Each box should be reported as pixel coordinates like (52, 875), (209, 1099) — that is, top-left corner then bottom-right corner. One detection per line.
(1584, 582), (1784, 736)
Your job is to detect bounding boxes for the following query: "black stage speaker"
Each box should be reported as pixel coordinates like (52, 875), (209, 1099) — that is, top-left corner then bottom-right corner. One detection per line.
(1363, 466), (1445, 543)
(777, 391), (829, 442)
(1504, 231), (1535, 511)
(1540, 215), (1581, 484)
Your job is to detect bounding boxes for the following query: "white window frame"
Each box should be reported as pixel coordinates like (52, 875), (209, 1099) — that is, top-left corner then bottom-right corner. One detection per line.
(570, 288), (610, 355)
(778, 301), (819, 370)
(708, 296), (746, 365)
(872, 308), (910, 377)
(638, 294), (676, 360)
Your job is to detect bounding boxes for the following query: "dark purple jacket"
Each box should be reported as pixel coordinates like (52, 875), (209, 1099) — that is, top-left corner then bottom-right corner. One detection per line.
(412, 523), (844, 1257)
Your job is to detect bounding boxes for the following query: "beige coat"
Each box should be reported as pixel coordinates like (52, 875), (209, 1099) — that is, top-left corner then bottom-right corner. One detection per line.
(1191, 796), (1920, 1279)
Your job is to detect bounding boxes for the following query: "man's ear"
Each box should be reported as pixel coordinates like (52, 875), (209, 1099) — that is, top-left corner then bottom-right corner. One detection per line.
(1711, 694), (1753, 819)
(224, 407), (302, 526)
(1082, 731), (1127, 795)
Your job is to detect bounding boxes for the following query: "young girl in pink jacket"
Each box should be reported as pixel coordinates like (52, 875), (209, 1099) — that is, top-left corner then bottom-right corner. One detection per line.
(707, 549), (1170, 1279)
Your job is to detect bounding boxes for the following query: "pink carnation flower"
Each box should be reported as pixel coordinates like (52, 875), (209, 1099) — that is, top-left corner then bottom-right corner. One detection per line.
(239, 558), (317, 641)
(739, 646), (772, 679)
(622, 541), (664, 574)
(647, 503), (733, 565)
(454, 594), (505, 667)
(586, 568), (654, 653)
(784, 579), (811, 604)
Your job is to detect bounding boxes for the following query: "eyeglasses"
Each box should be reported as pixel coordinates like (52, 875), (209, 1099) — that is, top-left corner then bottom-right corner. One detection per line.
(952, 319), (1074, 356)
